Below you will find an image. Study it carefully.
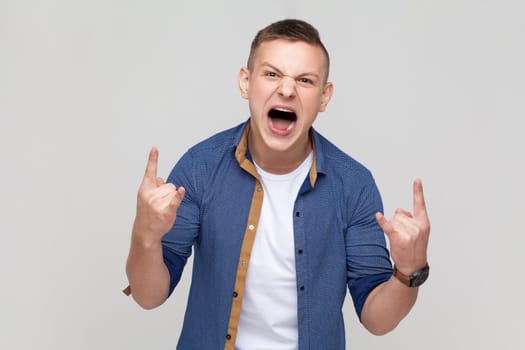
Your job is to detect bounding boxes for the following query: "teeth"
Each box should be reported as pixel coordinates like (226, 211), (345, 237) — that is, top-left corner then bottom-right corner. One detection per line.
(275, 107), (294, 113)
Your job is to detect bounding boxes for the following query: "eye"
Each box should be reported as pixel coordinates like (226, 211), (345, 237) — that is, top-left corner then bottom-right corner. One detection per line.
(299, 77), (314, 85)
(265, 71), (278, 78)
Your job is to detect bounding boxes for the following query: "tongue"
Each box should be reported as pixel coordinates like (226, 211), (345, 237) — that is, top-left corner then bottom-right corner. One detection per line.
(271, 118), (291, 131)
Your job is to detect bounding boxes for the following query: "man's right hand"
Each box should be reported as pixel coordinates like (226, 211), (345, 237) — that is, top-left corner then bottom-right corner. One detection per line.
(132, 147), (185, 244)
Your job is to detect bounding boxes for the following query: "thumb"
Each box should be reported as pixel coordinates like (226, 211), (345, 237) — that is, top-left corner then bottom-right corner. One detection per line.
(376, 212), (395, 237)
(168, 186), (186, 210)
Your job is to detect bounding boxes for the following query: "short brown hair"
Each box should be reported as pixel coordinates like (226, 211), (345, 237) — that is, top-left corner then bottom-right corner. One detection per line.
(247, 19), (330, 80)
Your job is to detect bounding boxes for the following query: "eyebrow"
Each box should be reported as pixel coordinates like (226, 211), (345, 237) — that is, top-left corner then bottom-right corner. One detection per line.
(260, 62), (320, 80)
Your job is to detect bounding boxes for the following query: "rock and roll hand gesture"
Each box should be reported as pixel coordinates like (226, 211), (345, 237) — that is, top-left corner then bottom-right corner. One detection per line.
(375, 179), (430, 276)
(132, 147), (186, 242)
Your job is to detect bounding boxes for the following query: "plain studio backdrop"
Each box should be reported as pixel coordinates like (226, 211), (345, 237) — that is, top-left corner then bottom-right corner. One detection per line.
(1, 1), (524, 349)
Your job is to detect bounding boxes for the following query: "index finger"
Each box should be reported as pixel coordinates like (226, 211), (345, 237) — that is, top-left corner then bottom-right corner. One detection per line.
(143, 147), (159, 184)
(413, 178), (428, 220)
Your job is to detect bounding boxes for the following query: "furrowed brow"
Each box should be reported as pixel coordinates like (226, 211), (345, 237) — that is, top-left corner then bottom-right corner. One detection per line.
(298, 72), (320, 80)
(260, 62), (284, 75)
(260, 62), (319, 80)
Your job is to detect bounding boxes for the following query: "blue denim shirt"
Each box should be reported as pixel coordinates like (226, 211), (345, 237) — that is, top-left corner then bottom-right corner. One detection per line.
(161, 120), (393, 349)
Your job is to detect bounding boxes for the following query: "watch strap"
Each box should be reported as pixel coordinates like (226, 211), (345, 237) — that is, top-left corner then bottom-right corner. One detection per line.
(393, 263), (429, 288)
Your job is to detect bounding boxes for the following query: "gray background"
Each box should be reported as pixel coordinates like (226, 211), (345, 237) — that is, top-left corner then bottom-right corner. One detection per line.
(1, 0), (524, 349)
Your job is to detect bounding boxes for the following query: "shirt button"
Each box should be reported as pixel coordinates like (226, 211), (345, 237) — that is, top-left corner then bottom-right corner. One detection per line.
(298, 249), (303, 254)
(300, 285), (305, 291)
(300, 314), (305, 321)
(295, 211), (301, 217)
(226, 334), (231, 340)
(233, 291), (238, 298)
(248, 224), (255, 230)
(256, 187), (262, 192)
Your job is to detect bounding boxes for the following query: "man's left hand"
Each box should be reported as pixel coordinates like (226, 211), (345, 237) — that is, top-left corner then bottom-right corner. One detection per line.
(376, 179), (431, 276)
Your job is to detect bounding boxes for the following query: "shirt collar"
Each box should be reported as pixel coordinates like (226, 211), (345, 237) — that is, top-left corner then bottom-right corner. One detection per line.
(233, 119), (326, 189)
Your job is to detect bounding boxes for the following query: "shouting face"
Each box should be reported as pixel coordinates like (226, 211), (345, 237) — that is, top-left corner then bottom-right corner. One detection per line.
(238, 39), (333, 172)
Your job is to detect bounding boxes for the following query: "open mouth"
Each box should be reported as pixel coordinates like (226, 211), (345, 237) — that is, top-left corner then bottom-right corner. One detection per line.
(268, 108), (297, 132)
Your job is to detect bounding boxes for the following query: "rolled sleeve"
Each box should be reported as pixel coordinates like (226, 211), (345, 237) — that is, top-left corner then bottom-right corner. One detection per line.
(161, 151), (201, 295)
(162, 246), (186, 297)
(345, 181), (393, 319)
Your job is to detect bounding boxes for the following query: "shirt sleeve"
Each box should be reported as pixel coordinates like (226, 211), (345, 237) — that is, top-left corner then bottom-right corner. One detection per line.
(161, 151), (201, 296)
(349, 272), (392, 320)
(345, 180), (393, 320)
(163, 245), (186, 297)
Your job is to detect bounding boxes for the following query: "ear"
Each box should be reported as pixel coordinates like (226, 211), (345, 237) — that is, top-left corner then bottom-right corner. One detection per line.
(238, 67), (250, 100)
(319, 82), (334, 112)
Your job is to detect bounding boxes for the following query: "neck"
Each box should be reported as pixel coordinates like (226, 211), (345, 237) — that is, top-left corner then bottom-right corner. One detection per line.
(248, 132), (312, 175)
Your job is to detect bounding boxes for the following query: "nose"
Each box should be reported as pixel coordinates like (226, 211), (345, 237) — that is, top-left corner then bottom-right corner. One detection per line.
(278, 76), (296, 98)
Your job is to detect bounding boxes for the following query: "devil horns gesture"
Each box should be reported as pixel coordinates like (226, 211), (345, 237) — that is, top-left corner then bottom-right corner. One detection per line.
(376, 179), (430, 276)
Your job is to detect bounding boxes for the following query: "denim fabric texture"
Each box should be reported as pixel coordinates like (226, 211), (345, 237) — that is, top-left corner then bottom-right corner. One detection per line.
(161, 119), (393, 349)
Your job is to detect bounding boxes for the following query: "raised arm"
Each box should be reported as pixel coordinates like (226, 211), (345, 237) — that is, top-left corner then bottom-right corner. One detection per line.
(125, 147), (185, 309)
(360, 179), (430, 335)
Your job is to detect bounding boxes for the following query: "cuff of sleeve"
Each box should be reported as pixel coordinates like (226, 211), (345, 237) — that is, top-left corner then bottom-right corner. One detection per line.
(162, 246), (186, 297)
(349, 272), (392, 321)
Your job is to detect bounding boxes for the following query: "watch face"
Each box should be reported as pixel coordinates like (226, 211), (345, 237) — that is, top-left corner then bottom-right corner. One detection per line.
(410, 265), (430, 287)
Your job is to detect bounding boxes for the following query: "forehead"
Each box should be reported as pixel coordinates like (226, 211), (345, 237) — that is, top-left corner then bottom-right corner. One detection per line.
(252, 39), (328, 76)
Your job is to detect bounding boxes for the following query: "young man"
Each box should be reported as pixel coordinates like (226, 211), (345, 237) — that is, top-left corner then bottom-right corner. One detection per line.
(125, 19), (430, 349)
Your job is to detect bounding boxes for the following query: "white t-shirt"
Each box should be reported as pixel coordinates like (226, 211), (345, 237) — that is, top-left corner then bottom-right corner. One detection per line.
(235, 152), (313, 350)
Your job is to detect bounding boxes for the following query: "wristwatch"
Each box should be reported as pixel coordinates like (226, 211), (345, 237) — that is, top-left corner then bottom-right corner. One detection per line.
(393, 263), (430, 288)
